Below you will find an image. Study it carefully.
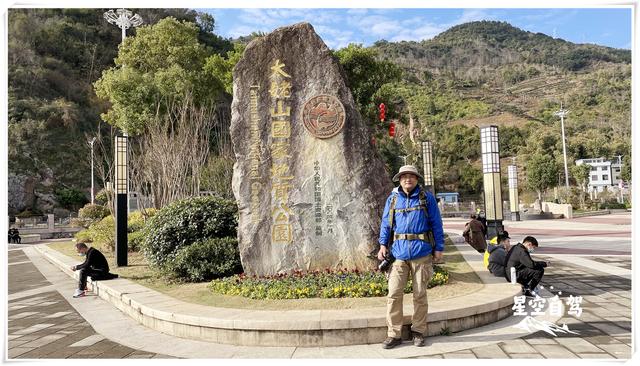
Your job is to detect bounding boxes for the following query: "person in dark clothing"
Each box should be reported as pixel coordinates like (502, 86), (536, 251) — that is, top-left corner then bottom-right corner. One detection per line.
(8, 228), (21, 244)
(487, 232), (511, 277)
(504, 236), (549, 297)
(477, 214), (487, 238)
(463, 215), (487, 253)
(70, 243), (117, 297)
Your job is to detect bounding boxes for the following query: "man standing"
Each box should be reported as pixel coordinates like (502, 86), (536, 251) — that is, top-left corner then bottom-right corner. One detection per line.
(487, 232), (511, 277)
(462, 214), (486, 253)
(505, 236), (549, 297)
(378, 165), (445, 349)
(70, 243), (116, 298)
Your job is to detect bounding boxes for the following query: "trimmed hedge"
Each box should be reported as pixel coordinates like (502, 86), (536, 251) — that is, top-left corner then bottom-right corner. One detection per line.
(169, 237), (242, 282)
(141, 196), (238, 269)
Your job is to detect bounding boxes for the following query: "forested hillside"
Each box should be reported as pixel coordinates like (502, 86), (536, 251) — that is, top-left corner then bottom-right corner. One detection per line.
(7, 16), (631, 214)
(7, 9), (233, 215)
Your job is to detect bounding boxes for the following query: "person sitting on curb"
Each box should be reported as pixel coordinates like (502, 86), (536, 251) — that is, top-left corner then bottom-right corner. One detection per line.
(9, 228), (21, 244)
(487, 231), (511, 278)
(504, 236), (549, 297)
(70, 243), (118, 298)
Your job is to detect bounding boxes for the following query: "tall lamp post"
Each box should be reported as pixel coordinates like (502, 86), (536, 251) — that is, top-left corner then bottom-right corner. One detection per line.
(88, 137), (96, 205)
(104, 8), (143, 212)
(104, 8), (142, 267)
(422, 141), (435, 195)
(554, 105), (570, 193)
(480, 126), (504, 239)
(508, 164), (520, 221)
(114, 136), (128, 267)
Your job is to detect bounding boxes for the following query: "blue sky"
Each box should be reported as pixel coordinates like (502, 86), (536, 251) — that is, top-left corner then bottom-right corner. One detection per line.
(200, 8), (632, 50)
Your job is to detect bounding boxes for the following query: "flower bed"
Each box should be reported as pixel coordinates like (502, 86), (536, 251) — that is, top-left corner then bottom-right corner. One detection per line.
(209, 266), (449, 300)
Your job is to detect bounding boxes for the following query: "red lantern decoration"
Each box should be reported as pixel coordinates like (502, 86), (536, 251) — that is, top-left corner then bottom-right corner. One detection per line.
(378, 103), (386, 122)
(388, 121), (396, 137)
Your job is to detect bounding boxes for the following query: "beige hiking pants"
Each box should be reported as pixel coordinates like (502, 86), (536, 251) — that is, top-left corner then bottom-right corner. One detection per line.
(386, 255), (434, 338)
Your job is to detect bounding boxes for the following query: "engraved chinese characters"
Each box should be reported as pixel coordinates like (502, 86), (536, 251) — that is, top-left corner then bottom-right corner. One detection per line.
(269, 59), (294, 244)
(230, 23), (392, 276)
(302, 95), (345, 139)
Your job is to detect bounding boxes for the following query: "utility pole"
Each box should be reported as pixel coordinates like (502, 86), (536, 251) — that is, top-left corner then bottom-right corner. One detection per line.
(554, 104), (570, 192)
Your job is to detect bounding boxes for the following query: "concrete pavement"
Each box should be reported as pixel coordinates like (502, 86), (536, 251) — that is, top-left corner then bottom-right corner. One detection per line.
(4, 212), (634, 359)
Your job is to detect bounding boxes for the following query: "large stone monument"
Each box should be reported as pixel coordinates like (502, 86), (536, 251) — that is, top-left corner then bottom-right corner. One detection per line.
(230, 23), (392, 276)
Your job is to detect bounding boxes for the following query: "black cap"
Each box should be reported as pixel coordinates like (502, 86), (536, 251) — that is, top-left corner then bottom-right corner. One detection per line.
(497, 231), (510, 243)
(523, 236), (539, 247)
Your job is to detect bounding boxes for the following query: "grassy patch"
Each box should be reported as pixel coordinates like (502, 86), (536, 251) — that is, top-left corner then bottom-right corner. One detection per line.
(46, 236), (482, 310)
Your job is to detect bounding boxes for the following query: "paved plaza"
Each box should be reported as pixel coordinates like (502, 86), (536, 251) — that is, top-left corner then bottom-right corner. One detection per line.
(4, 213), (634, 359)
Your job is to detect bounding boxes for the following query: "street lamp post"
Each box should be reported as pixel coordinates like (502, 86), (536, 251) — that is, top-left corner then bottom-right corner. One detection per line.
(104, 8), (143, 267)
(480, 126), (504, 239)
(421, 141), (435, 195)
(508, 164), (520, 221)
(114, 136), (128, 267)
(104, 8), (143, 213)
(89, 137), (96, 205)
(554, 105), (570, 194)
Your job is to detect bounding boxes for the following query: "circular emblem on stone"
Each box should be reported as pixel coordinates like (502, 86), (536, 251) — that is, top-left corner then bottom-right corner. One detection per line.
(301, 95), (345, 139)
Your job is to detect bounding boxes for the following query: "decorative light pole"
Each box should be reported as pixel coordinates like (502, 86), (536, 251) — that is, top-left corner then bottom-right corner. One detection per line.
(104, 8), (143, 212)
(105, 8), (143, 267)
(422, 141), (435, 195)
(480, 126), (504, 239)
(114, 136), (128, 267)
(88, 137), (97, 205)
(104, 8), (144, 43)
(554, 104), (570, 192)
(508, 164), (520, 221)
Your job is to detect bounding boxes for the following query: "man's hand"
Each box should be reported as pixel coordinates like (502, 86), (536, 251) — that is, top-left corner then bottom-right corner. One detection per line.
(433, 251), (444, 262)
(70, 265), (76, 271)
(377, 245), (388, 261)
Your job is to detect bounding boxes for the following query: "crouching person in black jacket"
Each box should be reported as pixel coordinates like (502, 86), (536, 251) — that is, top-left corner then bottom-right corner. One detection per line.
(505, 236), (549, 297)
(70, 243), (118, 298)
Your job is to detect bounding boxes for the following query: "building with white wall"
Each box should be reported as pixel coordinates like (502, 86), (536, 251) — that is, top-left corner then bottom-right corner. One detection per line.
(575, 157), (623, 193)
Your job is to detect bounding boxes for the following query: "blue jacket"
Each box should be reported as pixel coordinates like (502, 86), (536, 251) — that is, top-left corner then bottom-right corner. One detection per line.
(379, 185), (445, 260)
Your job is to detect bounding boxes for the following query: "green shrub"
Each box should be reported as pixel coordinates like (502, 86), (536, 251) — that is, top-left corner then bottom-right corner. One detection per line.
(127, 230), (145, 252)
(600, 202), (627, 209)
(127, 209), (157, 232)
(95, 188), (113, 206)
(74, 210), (156, 252)
(79, 204), (111, 221)
(168, 237), (242, 282)
(75, 215), (115, 251)
(209, 266), (449, 300)
(141, 196), (238, 268)
(55, 187), (88, 210)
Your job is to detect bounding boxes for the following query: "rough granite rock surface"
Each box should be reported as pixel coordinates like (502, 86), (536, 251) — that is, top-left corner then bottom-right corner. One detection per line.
(230, 23), (393, 275)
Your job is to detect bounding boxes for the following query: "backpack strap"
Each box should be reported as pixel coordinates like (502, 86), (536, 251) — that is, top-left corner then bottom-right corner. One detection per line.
(419, 188), (429, 220)
(388, 193), (398, 229)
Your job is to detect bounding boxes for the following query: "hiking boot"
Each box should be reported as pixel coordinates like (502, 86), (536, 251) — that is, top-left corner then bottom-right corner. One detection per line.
(412, 331), (425, 347)
(73, 289), (86, 298)
(382, 337), (402, 349)
(523, 289), (536, 298)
